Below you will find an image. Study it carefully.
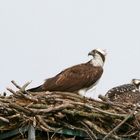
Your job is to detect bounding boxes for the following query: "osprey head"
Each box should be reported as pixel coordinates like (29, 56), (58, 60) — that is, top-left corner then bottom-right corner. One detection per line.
(132, 79), (140, 91)
(88, 48), (107, 62)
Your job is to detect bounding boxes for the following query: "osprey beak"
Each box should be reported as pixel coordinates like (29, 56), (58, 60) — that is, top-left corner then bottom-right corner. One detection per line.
(88, 52), (94, 56)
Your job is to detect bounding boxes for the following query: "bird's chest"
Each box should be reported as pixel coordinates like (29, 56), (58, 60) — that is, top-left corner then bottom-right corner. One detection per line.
(78, 78), (100, 96)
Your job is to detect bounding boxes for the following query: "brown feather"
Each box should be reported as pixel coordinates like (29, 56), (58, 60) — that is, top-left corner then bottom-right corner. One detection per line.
(28, 62), (103, 92)
(38, 61), (103, 92)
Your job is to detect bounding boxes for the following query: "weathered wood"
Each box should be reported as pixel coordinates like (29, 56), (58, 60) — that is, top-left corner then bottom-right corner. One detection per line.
(28, 125), (35, 140)
(0, 81), (140, 139)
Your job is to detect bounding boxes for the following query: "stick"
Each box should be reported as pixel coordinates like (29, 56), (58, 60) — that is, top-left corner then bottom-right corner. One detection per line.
(9, 103), (31, 115)
(28, 125), (35, 140)
(32, 103), (74, 114)
(11, 80), (32, 94)
(93, 107), (126, 118)
(0, 116), (9, 123)
(6, 88), (17, 95)
(36, 115), (56, 131)
(80, 121), (97, 140)
(103, 105), (138, 140)
(11, 80), (22, 90)
(21, 81), (32, 93)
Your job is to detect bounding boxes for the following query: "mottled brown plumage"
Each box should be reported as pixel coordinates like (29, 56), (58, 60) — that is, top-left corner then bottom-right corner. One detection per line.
(105, 79), (140, 104)
(106, 91), (140, 104)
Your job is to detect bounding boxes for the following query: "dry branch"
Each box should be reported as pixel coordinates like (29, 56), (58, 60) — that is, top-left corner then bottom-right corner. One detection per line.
(0, 81), (140, 140)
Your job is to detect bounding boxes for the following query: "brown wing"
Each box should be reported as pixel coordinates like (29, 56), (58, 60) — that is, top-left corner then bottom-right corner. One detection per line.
(42, 62), (103, 92)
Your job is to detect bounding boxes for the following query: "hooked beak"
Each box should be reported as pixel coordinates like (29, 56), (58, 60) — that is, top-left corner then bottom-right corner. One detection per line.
(88, 52), (94, 56)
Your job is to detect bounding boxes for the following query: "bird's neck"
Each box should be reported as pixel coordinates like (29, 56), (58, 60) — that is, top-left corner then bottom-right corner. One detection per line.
(90, 54), (104, 67)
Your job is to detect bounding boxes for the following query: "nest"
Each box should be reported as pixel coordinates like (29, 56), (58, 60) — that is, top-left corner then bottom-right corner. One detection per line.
(0, 81), (140, 140)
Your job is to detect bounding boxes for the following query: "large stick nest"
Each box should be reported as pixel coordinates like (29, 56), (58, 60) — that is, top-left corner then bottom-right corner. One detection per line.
(0, 81), (140, 140)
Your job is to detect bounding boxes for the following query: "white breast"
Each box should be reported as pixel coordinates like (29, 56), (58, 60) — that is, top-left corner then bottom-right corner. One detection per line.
(78, 79), (100, 96)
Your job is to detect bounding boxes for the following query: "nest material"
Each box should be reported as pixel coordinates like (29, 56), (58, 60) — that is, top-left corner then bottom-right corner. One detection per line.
(0, 81), (140, 140)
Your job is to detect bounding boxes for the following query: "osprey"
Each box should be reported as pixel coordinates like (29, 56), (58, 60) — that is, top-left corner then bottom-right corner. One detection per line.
(28, 48), (107, 95)
(105, 79), (140, 103)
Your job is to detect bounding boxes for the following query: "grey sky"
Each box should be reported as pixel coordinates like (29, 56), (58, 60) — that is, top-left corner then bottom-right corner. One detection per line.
(0, 0), (140, 98)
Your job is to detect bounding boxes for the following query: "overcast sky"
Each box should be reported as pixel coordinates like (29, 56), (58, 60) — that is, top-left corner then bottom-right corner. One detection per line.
(0, 0), (140, 98)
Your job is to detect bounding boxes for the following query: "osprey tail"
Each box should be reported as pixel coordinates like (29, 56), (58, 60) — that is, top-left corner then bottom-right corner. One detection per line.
(27, 85), (43, 92)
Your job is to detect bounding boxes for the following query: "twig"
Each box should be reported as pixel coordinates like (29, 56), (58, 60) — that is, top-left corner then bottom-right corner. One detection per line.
(39, 125), (49, 132)
(83, 119), (107, 136)
(32, 103), (74, 114)
(9, 103), (32, 115)
(11, 80), (32, 94)
(16, 91), (38, 102)
(103, 105), (138, 140)
(93, 107), (127, 118)
(7, 114), (20, 119)
(65, 101), (127, 118)
(21, 81), (32, 91)
(36, 115), (56, 131)
(52, 91), (85, 100)
(63, 109), (103, 118)
(6, 88), (17, 95)
(80, 121), (97, 140)
(0, 116), (9, 123)
(28, 104), (49, 109)
(11, 80), (22, 90)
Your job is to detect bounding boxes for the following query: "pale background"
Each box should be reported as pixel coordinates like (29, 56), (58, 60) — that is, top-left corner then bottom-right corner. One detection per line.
(0, 0), (140, 98)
